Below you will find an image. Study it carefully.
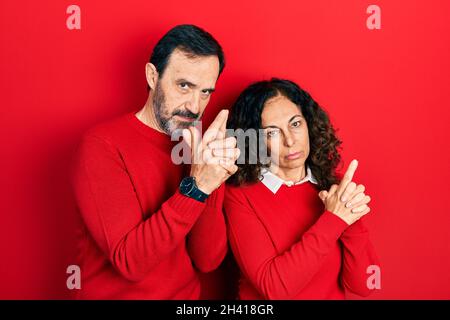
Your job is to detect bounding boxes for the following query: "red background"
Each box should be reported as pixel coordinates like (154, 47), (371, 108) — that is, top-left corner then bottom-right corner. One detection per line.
(1, 0), (449, 299)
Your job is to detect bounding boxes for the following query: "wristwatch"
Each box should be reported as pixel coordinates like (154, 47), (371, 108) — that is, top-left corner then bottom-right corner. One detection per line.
(179, 176), (209, 203)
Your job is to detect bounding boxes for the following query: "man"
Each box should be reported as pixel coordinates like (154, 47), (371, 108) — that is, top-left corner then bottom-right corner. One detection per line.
(70, 24), (240, 299)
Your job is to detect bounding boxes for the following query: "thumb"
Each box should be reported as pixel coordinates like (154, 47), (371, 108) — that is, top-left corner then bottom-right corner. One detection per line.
(182, 128), (192, 149)
(184, 126), (201, 150)
(318, 190), (328, 202)
(188, 126), (202, 164)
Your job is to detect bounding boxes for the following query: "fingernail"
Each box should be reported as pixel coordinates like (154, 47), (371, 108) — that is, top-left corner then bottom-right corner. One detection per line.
(346, 202), (351, 208)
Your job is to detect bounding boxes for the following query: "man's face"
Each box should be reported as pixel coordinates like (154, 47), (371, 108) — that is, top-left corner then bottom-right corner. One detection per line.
(152, 48), (220, 134)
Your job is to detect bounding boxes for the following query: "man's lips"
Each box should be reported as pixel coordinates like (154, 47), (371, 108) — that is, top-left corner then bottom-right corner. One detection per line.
(175, 115), (197, 122)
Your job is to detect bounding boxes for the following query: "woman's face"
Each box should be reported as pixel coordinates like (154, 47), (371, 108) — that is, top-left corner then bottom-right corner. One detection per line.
(261, 94), (310, 171)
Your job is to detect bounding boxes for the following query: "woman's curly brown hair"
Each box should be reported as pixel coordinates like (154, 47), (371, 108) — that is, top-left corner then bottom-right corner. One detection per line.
(227, 78), (342, 190)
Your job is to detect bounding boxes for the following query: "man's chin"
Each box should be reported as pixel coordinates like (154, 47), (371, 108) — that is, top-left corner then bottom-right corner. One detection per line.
(166, 120), (196, 135)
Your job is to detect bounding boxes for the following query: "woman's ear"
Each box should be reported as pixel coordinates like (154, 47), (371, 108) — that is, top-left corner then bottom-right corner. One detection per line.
(145, 63), (158, 90)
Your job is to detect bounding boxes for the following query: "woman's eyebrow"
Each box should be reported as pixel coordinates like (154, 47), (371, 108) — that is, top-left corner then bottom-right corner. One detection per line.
(261, 125), (280, 129)
(262, 115), (304, 129)
(289, 114), (304, 122)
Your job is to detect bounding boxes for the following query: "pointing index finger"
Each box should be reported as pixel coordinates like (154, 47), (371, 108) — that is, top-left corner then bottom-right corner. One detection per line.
(337, 159), (358, 194)
(203, 109), (229, 145)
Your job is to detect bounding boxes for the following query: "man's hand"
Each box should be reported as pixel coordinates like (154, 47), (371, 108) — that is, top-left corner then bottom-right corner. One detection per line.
(182, 109), (240, 194)
(318, 159), (372, 225)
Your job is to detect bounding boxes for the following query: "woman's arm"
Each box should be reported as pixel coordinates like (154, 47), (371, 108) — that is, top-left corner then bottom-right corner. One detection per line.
(224, 187), (349, 300)
(339, 218), (380, 296)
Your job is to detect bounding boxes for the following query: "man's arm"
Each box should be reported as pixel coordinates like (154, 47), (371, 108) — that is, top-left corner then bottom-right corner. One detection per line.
(187, 184), (228, 273)
(71, 133), (206, 282)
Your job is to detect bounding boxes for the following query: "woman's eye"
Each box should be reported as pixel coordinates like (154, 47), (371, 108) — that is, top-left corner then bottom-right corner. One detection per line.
(291, 120), (301, 128)
(267, 130), (279, 138)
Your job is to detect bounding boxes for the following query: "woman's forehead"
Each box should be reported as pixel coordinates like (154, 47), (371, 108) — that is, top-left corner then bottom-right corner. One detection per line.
(262, 96), (303, 124)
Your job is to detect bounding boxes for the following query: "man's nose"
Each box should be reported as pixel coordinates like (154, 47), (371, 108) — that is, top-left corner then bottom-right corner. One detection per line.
(185, 91), (201, 115)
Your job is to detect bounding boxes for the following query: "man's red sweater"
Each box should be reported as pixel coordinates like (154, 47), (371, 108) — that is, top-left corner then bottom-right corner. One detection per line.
(70, 111), (228, 299)
(224, 180), (380, 300)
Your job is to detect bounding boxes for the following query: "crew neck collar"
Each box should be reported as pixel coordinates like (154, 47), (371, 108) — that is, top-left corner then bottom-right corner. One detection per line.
(127, 111), (180, 151)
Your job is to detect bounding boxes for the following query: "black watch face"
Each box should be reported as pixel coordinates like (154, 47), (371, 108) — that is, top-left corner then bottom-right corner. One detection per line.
(180, 177), (195, 195)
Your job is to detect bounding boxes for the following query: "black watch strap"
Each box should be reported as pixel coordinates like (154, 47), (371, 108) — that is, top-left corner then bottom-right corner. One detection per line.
(179, 176), (209, 203)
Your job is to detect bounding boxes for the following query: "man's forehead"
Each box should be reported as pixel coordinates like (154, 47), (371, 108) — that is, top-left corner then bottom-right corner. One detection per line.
(164, 49), (220, 85)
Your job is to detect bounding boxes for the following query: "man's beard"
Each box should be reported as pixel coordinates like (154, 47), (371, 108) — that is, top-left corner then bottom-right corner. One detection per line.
(153, 82), (199, 135)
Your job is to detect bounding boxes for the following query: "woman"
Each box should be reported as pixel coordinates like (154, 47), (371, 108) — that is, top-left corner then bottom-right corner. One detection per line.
(224, 78), (379, 299)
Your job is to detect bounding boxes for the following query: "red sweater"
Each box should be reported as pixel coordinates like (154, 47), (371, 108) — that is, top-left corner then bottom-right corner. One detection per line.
(70, 111), (228, 299)
(224, 180), (380, 300)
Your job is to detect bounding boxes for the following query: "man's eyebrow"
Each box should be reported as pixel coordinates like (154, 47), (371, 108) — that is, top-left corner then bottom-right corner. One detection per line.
(176, 79), (215, 92)
(176, 79), (197, 88)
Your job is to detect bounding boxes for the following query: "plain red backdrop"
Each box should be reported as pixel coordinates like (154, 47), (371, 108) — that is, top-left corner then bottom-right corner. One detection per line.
(1, 0), (449, 299)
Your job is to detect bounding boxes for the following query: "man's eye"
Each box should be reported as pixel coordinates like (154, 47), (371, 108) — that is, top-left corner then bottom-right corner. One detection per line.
(179, 83), (189, 89)
(201, 90), (212, 96)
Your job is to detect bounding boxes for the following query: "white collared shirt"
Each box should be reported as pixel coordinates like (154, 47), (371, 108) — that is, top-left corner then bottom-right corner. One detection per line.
(260, 166), (318, 194)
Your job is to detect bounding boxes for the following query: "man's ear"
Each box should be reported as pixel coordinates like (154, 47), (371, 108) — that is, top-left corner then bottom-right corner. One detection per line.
(145, 63), (158, 90)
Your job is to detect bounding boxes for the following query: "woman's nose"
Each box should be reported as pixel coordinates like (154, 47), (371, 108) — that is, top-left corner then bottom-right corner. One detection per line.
(283, 131), (295, 147)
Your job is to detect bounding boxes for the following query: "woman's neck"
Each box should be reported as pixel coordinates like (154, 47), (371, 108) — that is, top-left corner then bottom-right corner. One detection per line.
(270, 164), (306, 182)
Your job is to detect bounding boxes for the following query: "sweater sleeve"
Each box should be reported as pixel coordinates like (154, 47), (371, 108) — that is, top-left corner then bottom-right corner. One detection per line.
(339, 218), (380, 297)
(70, 133), (206, 282)
(224, 187), (349, 300)
(186, 184), (228, 273)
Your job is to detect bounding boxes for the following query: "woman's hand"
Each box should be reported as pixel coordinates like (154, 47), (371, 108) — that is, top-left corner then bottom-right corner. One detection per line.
(318, 160), (371, 225)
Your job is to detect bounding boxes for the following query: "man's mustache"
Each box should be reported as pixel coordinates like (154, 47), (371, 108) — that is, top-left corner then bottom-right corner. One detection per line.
(172, 110), (199, 120)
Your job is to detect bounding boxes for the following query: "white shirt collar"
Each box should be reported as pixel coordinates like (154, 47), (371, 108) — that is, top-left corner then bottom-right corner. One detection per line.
(260, 166), (318, 194)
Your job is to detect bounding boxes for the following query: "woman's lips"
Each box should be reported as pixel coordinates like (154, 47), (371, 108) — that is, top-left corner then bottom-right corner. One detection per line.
(285, 151), (304, 160)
